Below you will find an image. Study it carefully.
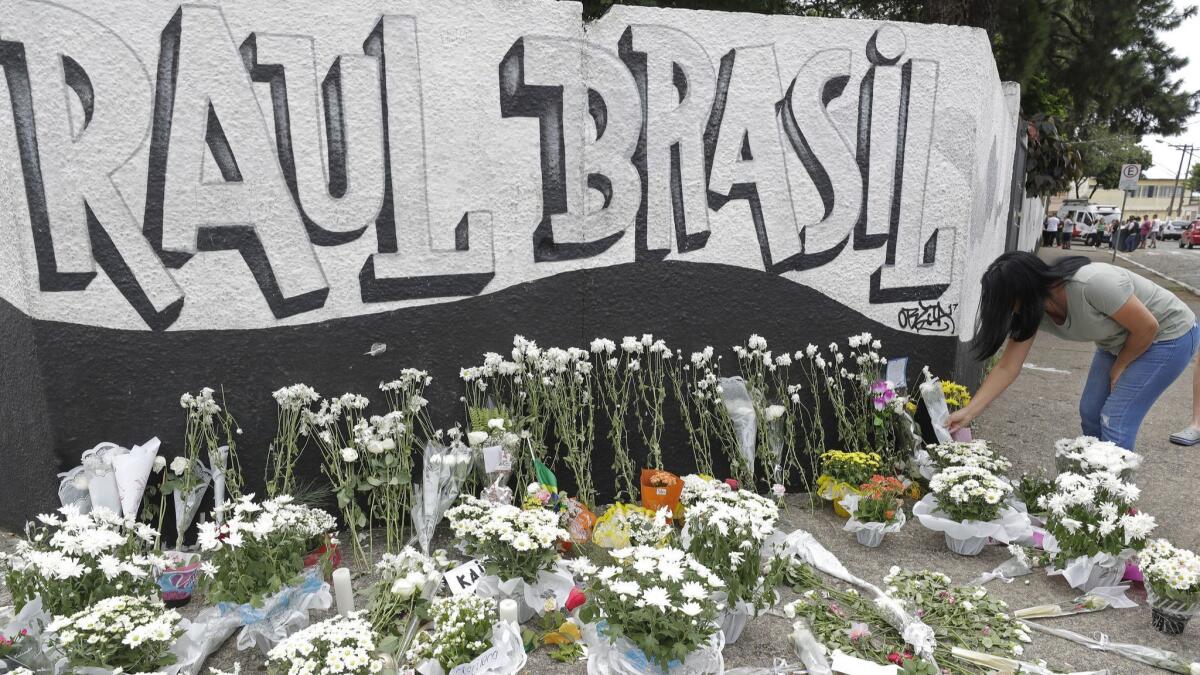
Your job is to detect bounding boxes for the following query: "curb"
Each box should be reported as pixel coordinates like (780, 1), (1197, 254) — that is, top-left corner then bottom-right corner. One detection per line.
(1114, 253), (1200, 299)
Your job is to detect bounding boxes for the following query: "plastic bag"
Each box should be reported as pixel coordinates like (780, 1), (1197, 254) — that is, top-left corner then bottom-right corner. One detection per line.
(592, 503), (648, 549)
(911, 495), (1032, 547)
(719, 377), (757, 474)
(111, 437), (161, 520)
(208, 445), (230, 525)
(0, 596), (56, 673)
(1041, 533), (1134, 592)
(583, 621), (724, 675)
(789, 617), (832, 675)
(918, 378), (953, 444)
(56, 466), (91, 514)
(173, 462), (212, 549)
(167, 567), (332, 673)
(82, 442), (129, 513)
(412, 441), (474, 554)
(717, 598), (754, 645)
(474, 564), (575, 623)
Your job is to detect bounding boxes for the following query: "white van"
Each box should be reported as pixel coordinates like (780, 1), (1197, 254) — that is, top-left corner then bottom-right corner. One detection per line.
(1056, 200), (1121, 244)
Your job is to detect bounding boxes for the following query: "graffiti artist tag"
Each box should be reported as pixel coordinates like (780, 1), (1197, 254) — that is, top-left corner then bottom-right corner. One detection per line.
(896, 301), (958, 333)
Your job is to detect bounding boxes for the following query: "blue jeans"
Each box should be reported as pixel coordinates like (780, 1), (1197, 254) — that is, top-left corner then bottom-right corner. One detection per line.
(1080, 323), (1200, 450)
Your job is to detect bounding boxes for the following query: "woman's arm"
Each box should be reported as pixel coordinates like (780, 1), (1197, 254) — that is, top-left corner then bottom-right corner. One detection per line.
(1107, 296), (1159, 389)
(946, 336), (1036, 432)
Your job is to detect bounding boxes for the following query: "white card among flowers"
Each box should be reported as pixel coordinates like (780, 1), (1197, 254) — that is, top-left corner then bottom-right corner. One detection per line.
(445, 559), (487, 597)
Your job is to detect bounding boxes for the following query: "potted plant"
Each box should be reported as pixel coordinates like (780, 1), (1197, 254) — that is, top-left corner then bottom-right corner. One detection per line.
(446, 496), (572, 622)
(575, 546), (725, 674)
(817, 450), (882, 518)
(842, 475), (907, 548)
(1039, 472), (1156, 592)
(681, 485), (783, 644)
(0, 506), (165, 618)
(914, 466), (1027, 555)
(1137, 539), (1199, 635)
(641, 469), (684, 515)
(268, 613), (388, 674)
(46, 595), (183, 673)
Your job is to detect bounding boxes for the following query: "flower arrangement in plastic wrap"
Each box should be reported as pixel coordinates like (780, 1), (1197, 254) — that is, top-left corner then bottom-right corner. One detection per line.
(364, 547), (451, 654)
(841, 475), (907, 548)
(1135, 539), (1199, 634)
(46, 595), (183, 673)
(915, 465), (1028, 556)
(591, 503), (674, 550)
(0, 505), (165, 617)
(641, 469), (684, 515)
(1038, 471), (1156, 592)
(407, 595), (526, 674)
(681, 484), (783, 644)
(1053, 436), (1142, 481)
(816, 450), (881, 518)
(446, 496), (573, 621)
(196, 494), (337, 606)
(266, 612), (387, 675)
(573, 546), (726, 674)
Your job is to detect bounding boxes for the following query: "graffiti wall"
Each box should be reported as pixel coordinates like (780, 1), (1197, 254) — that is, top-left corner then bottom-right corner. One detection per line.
(0, 0), (1019, 524)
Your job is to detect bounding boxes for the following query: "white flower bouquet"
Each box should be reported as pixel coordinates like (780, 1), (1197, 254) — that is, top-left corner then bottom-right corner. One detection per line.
(46, 595), (182, 673)
(446, 497), (573, 621)
(1039, 471), (1155, 591)
(1138, 539), (1200, 634)
(364, 547), (450, 653)
(681, 487), (781, 644)
(267, 383), (320, 497)
(447, 497), (567, 583)
(574, 546), (726, 674)
(0, 506), (164, 617)
(1054, 436), (1142, 480)
(197, 494), (337, 606)
(411, 440), (474, 555)
(266, 612), (386, 674)
(915, 466), (1029, 555)
(678, 474), (730, 507)
(925, 440), (1012, 475)
(407, 595), (526, 675)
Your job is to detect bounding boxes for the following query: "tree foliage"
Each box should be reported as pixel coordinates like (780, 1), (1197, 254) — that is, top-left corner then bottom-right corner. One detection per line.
(1071, 131), (1154, 198)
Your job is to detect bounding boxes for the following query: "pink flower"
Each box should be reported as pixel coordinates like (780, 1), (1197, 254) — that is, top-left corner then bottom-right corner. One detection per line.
(845, 622), (871, 641)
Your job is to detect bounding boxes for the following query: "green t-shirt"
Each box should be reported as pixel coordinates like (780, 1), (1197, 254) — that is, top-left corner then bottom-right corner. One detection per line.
(1038, 262), (1195, 354)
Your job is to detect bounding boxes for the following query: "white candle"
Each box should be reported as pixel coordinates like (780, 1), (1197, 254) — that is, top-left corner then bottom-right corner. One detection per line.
(499, 599), (519, 625)
(332, 567), (354, 615)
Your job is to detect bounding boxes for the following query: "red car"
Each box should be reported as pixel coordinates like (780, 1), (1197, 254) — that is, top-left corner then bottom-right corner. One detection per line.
(1179, 221), (1200, 249)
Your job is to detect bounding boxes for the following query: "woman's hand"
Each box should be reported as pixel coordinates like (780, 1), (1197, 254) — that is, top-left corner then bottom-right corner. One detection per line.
(1109, 364), (1126, 391)
(947, 407), (975, 434)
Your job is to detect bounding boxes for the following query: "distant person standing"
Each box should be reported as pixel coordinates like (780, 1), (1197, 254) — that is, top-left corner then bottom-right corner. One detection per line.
(1061, 216), (1074, 249)
(1149, 216), (1162, 249)
(1044, 214), (1061, 247)
(1139, 216), (1152, 249)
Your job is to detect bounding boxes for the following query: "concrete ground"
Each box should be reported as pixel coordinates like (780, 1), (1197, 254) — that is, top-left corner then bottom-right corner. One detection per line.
(3, 244), (1198, 673)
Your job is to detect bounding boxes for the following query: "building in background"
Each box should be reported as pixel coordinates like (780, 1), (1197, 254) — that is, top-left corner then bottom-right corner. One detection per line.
(1049, 177), (1199, 220)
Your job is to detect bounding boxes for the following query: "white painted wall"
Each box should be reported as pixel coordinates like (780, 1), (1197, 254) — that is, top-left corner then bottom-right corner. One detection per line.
(0, 0), (1018, 338)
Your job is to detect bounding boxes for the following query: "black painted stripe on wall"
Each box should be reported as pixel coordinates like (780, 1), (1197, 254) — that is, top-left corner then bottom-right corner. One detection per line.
(0, 261), (957, 530)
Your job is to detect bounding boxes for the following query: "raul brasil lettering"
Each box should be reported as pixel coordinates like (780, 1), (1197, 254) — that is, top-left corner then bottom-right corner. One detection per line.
(0, 2), (949, 330)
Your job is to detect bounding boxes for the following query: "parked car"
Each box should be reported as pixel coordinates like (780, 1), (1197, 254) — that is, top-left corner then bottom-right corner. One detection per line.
(1162, 220), (1188, 241)
(1178, 221), (1200, 249)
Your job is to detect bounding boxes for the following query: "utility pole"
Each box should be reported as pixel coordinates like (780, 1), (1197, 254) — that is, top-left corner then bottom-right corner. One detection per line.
(1163, 142), (1194, 217)
(1183, 146), (1196, 218)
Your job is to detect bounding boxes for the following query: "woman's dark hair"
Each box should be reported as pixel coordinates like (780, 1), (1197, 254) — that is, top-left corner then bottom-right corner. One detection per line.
(971, 252), (1091, 359)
